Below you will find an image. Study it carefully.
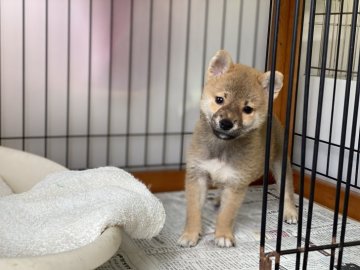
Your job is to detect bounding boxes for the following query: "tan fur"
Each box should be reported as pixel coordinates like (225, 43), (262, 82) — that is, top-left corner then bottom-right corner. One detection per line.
(178, 50), (298, 248)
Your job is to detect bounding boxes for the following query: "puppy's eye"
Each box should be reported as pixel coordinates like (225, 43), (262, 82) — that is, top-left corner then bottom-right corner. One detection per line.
(215, 97), (224, 105)
(243, 106), (253, 114)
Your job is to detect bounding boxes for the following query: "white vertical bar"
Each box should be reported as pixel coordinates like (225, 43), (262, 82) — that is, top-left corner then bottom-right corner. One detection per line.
(90, 0), (110, 135)
(1, 0), (23, 139)
(206, 0), (224, 60)
(88, 0), (111, 167)
(68, 0), (90, 136)
(239, 0), (257, 67)
(223, 0), (241, 59)
(148, 0), (170, 134)
(184, 0), (206, 132)
(109, 0), (130, 135)
(129, 0), (150, 134)
(24, 0), (46, 138)
(67, 0), (90, 167)
(255, 0), (270, 70)
(167, 0), (188, 133)
(48, 0), (67, 136)
(47, 0), (68, 164)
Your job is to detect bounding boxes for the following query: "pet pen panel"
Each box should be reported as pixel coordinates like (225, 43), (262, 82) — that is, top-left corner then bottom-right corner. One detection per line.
(292, 0), (360, 190)
(0, 0), (270, 170)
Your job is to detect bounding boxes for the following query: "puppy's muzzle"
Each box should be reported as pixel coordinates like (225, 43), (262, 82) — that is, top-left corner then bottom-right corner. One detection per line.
(211, 118), (239, 140)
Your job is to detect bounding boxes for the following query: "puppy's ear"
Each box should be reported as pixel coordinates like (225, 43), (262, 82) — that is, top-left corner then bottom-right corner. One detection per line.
(258, 71), (283, 99)
(207, 50), (233, 81)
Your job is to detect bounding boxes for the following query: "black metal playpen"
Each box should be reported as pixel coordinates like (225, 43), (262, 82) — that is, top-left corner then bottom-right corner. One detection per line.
(260, 0), (360, 269)
(0, 0), (360, 269)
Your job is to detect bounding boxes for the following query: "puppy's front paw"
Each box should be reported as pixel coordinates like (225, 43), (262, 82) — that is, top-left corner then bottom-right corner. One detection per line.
(284, 203), (298, 224)
(178, 231), (200, 247)
(215, 234), (235, 248)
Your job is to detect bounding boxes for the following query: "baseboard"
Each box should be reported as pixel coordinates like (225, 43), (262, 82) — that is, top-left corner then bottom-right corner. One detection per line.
(132, 170), (185, 193)
(132, 170), (274, 192)
(293, 171), (360, 221)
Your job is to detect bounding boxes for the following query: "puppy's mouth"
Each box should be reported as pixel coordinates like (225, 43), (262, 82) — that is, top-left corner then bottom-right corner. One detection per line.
(209, 118), (241, 140)
(212, 129), (238, 140)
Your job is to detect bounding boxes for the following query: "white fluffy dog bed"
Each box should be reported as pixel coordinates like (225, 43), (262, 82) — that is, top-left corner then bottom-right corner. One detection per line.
(0, 146), (165, 270)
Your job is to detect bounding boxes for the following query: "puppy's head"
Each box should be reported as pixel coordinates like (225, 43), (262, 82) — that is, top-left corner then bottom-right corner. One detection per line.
(201, 50), (283, 140)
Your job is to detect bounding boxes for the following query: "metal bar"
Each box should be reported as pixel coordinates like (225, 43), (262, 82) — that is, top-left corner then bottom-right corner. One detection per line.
(65, 0), (71, 168)
(275, 0), (301, 269)
(339, 0), (349, 75)
(200, 0), (209, 87)
(44, 0), (48, 158)
(260, 0), (280, 262)
(325, 0), (345, 177)
(162, 0), (172, 165)
(296, 0), (317, 268)
(58, 162), (188, 172)
(303, 0), (330, 268)
(327, 0), (338, 77)
(355, 21), (360, 189)
(310, 66), (357, 75)
(264, 0), (272, 70)
(106, 0), (114, 166)
(290, 0), (306, 165)
(316, 1), (326, 77)
(220, 0), (226, 49)
(120, 162), (187, 170)
(355, 122), (360, 187)
(292, 162), (360, 190)
(294, 132), (360, 153)
(338, 52), (360, 270)
(179, 0), (191, 169)
(125, 0), (134, 168)
(144, 0), (154, 167)
(330, 0), (360, 268)
(354, 114), (360, 188)
(0, 0), (2, 145)
(292, 3), (306, 268)
(268, 239), (360, 257)
(303, 0), (332, 266)
(252, 0), (260, 68)
(352, 22), (360, 81)
(86, 0), (93, 168)
(337, 1), (360, 266)
(0, 131), (193, 140)
(315, 12), (360, 16)
(22, 0), (25, 151)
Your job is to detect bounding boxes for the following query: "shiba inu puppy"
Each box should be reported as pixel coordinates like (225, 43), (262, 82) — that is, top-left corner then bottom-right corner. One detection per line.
(178, 50), (298, 248)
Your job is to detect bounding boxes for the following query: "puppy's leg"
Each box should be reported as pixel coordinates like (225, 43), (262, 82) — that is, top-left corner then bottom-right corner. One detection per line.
(215, 186), (247, 247)
(178, 173), (208, 247)
(271, 158), (298, 224)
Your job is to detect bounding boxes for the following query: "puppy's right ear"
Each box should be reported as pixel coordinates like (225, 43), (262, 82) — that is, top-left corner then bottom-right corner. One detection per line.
(207, 50), (233, 81)
(258, 71), (284, 99)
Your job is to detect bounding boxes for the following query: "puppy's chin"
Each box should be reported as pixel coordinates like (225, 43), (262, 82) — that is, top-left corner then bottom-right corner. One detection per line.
(212, 129), (238, 140)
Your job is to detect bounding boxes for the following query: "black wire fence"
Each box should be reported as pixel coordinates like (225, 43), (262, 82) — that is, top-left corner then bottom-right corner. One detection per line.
(0, 0), (268, 171)
(292, 0), (360, 191)
(261, 0), (360, 269)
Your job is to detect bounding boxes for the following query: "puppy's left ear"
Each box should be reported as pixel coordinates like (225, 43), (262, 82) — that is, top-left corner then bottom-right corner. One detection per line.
(258, 71), (283, 99)
(207, 50), (233, 81)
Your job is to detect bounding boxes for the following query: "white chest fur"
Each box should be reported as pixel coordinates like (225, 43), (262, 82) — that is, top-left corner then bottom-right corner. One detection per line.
(198, 159), (239, 184)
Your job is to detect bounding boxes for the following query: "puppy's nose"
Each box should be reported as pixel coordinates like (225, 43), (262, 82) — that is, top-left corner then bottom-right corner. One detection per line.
(219, 119), (233, 131)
